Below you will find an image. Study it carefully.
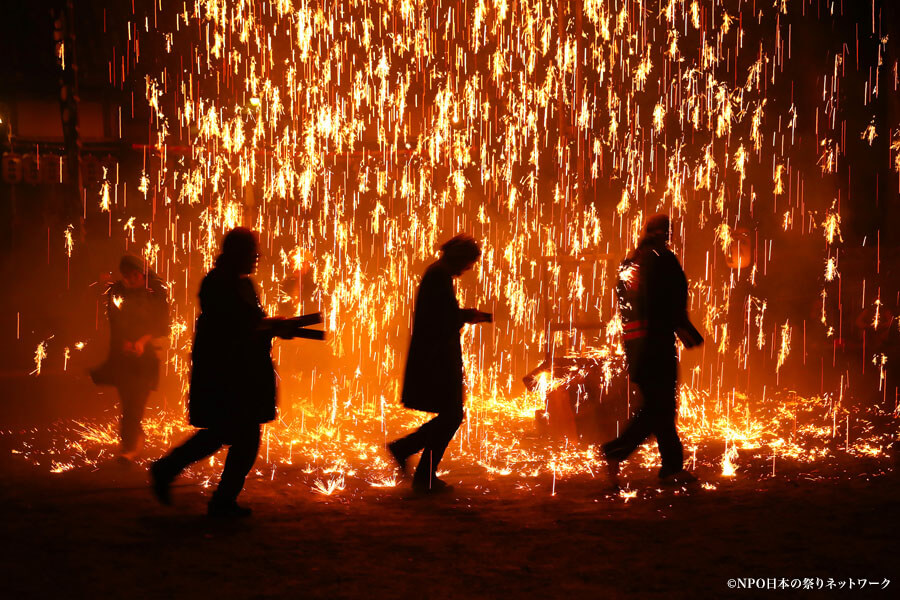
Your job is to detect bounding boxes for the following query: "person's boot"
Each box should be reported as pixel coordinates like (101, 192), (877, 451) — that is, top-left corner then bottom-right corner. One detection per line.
(119, 432), (146, 462)
(603, 453), (622, 490)
(412, 477), (453, 495)
(412, 460), (453, 495)
(659, 469), (697, 485)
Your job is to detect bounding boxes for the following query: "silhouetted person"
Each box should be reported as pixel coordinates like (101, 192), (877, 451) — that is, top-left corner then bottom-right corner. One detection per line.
(387, 235), (492, 494)
(151, 228), (303, 517)
(602, 214), (703, 488)
(90, 255), (169, 461)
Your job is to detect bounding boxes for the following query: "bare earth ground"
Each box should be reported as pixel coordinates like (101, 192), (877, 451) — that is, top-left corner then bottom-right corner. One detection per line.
(1, 446), (897, 600)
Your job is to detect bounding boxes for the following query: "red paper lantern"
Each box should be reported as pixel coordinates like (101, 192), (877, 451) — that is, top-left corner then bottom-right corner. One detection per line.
(726, 227), (753, 269)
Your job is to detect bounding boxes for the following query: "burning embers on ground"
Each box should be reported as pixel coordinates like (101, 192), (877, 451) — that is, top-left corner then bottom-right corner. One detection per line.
(5, 380), (894, 499)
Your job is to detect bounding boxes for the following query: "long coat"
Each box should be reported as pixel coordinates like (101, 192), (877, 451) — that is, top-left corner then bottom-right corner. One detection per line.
(188, 267), (277, 428)
(401, 261), (466, 413)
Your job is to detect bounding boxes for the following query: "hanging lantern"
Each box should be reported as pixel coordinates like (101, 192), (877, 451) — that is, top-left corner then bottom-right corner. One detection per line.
(726, 227), (753, 269)
(21, 154), (40, 185)
(40, 155), (62, 184)
(1, 153), (22, 184)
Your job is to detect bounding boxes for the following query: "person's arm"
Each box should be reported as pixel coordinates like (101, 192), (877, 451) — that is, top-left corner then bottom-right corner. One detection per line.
(460, 308), (492, 324)
(670, 254), (703, 348)
(132, 285), (170, 355)
(235, 279), (303, 339)
(132, 334), (153, 355)
(259, 317), (296, 338)
(145, 283), (172, 352)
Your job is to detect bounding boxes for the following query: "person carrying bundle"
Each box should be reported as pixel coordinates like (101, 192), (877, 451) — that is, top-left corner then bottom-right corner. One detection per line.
(151, 227), (323, 517)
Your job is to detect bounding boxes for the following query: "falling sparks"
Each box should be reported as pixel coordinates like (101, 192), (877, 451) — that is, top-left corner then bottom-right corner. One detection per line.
(63, 225), (74, 258)
(98, 168), (111, 213)
(776, 321), (792, 375)
(5, 0), (896, 497)
(715, 223), (733, 255)
(824, 257), (838, 282)
(31, 340), (49, 376)
(823, 205), (842, 245)
(137, 172), (150, 198)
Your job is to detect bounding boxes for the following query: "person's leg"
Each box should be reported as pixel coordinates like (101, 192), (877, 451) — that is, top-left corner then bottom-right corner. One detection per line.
(151, 428), (226, 505)
(649, 380), (684, 477)
(120, 385), (150, 456)
(602, 384), (655, 464)
(117, 383), (139, 454)
(210, 423), (261, 505)
(389, 412), (448, 461)
(156, 428), (225, 477)
(413, 406), (464, 488)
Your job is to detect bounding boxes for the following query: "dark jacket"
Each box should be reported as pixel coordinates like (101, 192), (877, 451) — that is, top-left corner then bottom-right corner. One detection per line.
(91, 278), (169, 390)
(401, 261), (467, 413)
(188, 267), (277, 428)
(621, 243), (689, 384)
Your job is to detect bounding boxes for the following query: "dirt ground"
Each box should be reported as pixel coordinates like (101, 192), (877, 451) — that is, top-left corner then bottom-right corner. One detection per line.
(1, 448), (897, 600)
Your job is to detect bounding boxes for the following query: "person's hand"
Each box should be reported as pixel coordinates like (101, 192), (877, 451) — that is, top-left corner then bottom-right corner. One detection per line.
(122, 341), (134, 353)
(133, 339), (146, 356)
(675, 322), (703, 348)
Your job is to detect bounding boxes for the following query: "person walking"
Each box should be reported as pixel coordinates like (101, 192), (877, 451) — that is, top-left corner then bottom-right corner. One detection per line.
(151, 227), (307, 517)
(387, 234), (492, 494)
(602, 214), (703, 488)
(91, 255), (169, 462)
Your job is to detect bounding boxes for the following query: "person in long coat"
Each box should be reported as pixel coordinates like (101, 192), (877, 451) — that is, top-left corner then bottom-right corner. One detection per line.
(602, 214), (703, 488)
(387, 234), (491, 494)
(151, 227), (300, 517)
(90, 255), (169, 461)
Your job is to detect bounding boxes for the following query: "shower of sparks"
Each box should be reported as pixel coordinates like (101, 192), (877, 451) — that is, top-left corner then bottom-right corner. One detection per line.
(8, 1), (899, 494)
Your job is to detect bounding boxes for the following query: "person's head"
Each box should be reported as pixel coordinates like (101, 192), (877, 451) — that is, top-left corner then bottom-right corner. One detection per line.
(641, 214), (670, 248)
(119, 255), (146, 289)
(216, 227), (260, 275)
(439, 234), (481, 276)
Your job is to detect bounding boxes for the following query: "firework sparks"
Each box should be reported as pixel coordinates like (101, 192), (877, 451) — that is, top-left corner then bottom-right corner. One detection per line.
(5, 0), (897, 497)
